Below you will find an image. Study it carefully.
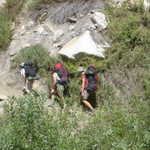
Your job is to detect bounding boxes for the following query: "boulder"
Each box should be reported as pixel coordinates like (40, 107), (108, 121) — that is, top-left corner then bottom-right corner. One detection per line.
(91, 12), (108, 31)
(58, 30), (108, 59)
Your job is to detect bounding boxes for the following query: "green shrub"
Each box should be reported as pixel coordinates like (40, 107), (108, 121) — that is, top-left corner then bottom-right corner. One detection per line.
(0, 94), (58, 150)
(13, 44), (61, 75)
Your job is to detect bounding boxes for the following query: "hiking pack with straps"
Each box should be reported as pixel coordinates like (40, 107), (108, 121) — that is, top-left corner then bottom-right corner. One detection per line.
(54, 63), (69, 85)
(24, 62), (37, 77)
(85, 66), (98, 92)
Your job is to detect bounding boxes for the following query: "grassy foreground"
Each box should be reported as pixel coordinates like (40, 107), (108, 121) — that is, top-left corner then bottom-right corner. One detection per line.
(0, 93), (149, 150)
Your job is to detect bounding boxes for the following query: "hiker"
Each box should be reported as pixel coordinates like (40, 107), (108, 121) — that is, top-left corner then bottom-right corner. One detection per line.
(20, 61), (38, 93)
(80, 65), (99, 111)
(50, 63), (69, 103)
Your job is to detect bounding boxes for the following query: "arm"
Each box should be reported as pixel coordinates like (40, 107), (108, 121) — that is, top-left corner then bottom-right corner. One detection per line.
(20, 68), (26, 83)
(81, 72), (86, 94)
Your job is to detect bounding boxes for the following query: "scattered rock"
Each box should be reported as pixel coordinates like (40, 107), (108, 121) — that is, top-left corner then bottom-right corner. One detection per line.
(59, 30), (107, 59)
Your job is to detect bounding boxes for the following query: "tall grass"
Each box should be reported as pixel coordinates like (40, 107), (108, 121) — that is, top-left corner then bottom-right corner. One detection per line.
(0, 93), (149, 150)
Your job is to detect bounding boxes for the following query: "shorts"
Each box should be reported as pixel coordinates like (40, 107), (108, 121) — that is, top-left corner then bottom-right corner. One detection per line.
(82, 90), (96, 100)
(82, 89), (97, 108)
(82, 90), (89, 100)
(57, 83), (69, 97)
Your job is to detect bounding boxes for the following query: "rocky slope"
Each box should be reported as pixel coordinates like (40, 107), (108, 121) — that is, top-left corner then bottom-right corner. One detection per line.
(0, 0), (108, 98)
(0, 0), (148, 99)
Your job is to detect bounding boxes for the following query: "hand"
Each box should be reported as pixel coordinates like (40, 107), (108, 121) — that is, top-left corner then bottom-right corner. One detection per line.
(80, 88), (84, 96)
(51, 89), (55, 94)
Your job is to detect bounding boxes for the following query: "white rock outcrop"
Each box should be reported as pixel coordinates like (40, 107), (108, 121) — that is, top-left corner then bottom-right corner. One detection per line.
(58, 30), (109, 59)
(0, 0), (5, 7)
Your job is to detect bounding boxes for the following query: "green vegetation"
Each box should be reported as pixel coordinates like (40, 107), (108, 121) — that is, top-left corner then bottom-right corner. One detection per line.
(103, 2), (150, 99)
(0, 93), (149, 149)
(105, 2), (150, 69)
(0, 0), (26, 51)
(0, 11), (12, 51)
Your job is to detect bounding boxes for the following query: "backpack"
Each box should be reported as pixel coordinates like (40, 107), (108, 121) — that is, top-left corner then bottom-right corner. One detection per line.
(54, 63), (69, 85)
(24, 62), (36, 77)
(84, 66), (98, 92)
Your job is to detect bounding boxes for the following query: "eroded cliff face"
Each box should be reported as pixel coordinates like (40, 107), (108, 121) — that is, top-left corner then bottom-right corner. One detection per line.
(8, 0), (106, 57)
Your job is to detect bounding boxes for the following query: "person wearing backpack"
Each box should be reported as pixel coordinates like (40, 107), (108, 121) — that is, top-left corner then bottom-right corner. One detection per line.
(20, 61), (38, 93)
(80, 65), (99, 111)
(50, 63), (69, 105)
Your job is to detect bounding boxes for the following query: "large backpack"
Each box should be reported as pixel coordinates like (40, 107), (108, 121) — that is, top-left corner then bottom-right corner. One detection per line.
(85, 66), (98, 92)
(54, 63), (69, 85)
(24, 62), (36, 77)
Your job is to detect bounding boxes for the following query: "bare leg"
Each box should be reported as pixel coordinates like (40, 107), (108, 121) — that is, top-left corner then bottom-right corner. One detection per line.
(25, 79), (30, 93)
(28, 80), (35, 92)
(83, 100), (94, 111)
